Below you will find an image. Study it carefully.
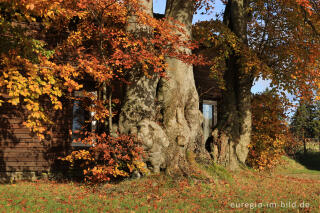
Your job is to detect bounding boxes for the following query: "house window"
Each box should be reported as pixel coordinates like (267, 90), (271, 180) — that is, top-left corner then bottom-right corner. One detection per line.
(71, 91), (97, 147)
(202, 100), (217, 143)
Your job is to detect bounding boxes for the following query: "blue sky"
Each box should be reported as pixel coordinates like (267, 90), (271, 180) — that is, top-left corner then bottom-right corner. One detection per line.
(152, 0), (166, 14)
(153, 0), (271, 94)
(153, 0), (225, 22)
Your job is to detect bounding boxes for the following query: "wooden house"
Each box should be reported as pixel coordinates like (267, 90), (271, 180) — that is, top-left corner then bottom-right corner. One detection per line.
(0, 98), (73, 182)
(0, 12), (221, 182)
(194, 65), (221, 144)
(0, 67), (220, 182)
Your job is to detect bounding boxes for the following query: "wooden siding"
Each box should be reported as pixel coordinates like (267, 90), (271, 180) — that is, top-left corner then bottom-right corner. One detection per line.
(0, 100), (72, 181)
(194, 65), (222, 102)
(0, 66), (219, 181)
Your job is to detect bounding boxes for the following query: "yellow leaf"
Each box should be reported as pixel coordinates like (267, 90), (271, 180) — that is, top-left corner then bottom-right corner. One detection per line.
(46, 11), (54, 18)
(26, 104), (33, 111)
(10, 98), (19, 105)
(26, 4), (35, 10)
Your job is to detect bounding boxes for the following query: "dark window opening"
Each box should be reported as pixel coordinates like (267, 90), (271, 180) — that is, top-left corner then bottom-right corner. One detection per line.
(71, 91), (97, 147)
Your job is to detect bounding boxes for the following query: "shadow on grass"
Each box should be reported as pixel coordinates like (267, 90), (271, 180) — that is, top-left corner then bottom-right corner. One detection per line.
(294, 151), (320, 171)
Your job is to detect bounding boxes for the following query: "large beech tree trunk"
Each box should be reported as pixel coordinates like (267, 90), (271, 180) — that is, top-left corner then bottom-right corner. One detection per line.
(211, 0), (254, 170)
(159, 0), (204, 175)
(119, 0), (204, 175)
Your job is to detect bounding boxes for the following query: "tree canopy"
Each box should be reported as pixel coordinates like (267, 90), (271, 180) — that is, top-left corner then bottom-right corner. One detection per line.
(194, 0), (320, 99)
(0, 0), (203, 138)
(291, 100), (320, 140)
(192, 0), (319, 169)
(0, 0), (319, 173)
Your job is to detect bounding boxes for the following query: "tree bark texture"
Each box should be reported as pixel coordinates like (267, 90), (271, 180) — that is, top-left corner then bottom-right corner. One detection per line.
(119, 0), (204, 175)
(211, 0), (254, 170)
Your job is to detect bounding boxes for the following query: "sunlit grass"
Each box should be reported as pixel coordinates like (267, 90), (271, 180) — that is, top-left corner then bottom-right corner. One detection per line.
(1, 155), (320, 212)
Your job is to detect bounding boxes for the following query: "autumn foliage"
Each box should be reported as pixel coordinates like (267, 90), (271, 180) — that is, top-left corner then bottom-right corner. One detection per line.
(0, 0), (202, 139)
(60, 134), (147, 183)
(248, 0), (320, 100)
(247, 90), (296, 170)
(1, 0), (319, 176)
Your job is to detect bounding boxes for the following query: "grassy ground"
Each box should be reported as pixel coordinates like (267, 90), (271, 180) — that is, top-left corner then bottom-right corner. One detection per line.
(1, 156), (320, 213)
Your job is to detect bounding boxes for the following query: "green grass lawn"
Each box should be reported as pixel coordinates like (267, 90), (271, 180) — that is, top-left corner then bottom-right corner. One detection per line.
(1, 156), (320, 213)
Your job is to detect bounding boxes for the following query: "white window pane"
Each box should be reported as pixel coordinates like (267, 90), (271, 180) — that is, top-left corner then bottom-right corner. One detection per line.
(203, 103), (213, 143)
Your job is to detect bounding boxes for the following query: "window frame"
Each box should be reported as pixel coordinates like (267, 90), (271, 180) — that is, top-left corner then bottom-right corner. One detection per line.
(202, 100), (218, 143)
(71, 91), (97, 147)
